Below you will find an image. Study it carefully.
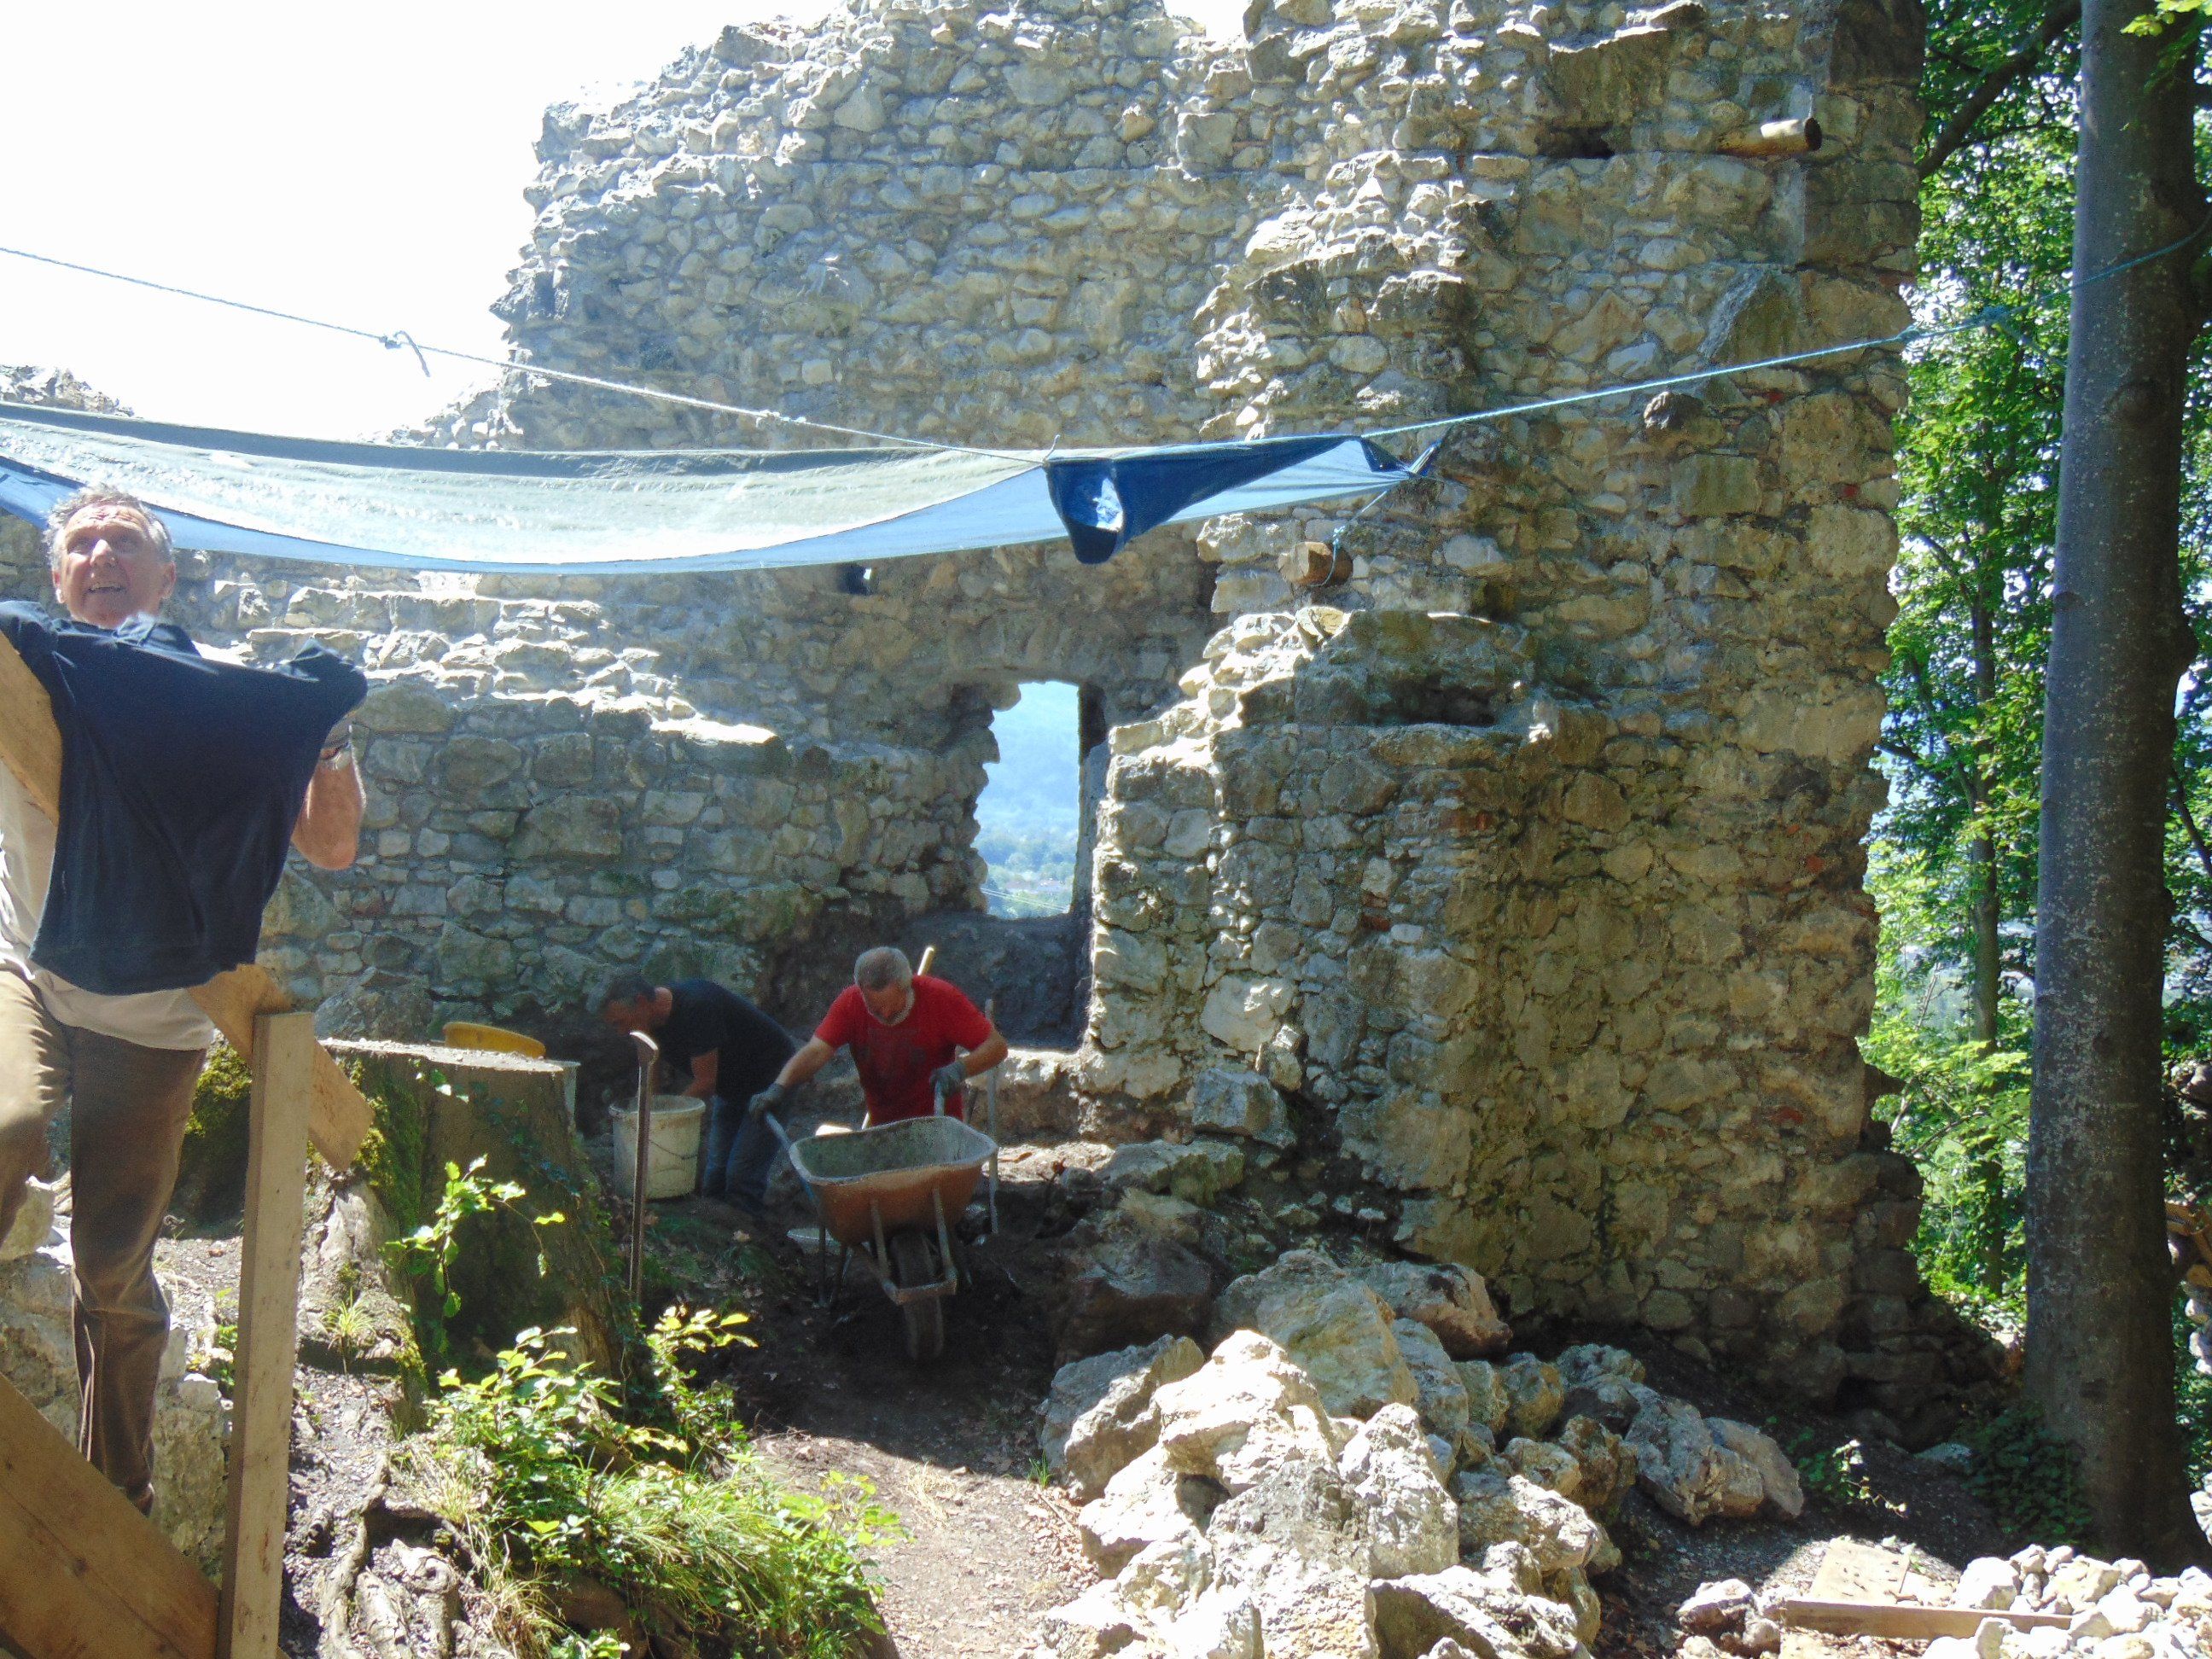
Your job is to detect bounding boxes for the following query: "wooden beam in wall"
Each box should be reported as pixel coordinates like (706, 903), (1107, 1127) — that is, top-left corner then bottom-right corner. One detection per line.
(0, 632), (372, 1169)
(216, 1010), (317, 1659)
(0, 1375), (218, 1659)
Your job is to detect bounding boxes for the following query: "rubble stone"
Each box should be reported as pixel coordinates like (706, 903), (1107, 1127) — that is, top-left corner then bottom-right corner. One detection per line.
(1040, 1333), (1207, 1498)
(1212, 1251), (1417, 1418)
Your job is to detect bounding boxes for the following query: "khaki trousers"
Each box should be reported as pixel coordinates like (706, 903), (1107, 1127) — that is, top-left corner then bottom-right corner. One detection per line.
(0, 969), (206, 1512)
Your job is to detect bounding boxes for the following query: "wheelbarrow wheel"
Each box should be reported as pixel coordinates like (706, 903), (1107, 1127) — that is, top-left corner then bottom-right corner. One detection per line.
(888, 1231), (945, 1363)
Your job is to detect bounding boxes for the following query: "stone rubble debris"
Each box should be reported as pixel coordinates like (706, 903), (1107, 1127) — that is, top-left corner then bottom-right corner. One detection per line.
(1929, 1549), (2212, 1657)
(1035, 1251), (1809, 1659)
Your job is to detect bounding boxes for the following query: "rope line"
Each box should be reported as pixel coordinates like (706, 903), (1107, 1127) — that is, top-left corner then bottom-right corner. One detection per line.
(0, 242), (1022, 458)
(6, 207), (2209, 460)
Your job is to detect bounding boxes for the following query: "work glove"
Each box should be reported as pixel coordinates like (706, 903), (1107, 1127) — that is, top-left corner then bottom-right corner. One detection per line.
(929, 1062), (967, 1100)
(746, 1082), (787, 1120)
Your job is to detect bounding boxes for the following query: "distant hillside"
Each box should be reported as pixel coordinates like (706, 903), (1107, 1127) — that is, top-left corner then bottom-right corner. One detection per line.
(976, 682), (1080, 914)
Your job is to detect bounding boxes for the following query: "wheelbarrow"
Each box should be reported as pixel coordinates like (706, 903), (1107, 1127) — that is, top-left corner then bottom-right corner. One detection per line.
(764, 1102), (997, 1362)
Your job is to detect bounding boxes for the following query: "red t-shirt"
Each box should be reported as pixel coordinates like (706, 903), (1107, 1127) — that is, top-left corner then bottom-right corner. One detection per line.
(816, 975), (993, 1125)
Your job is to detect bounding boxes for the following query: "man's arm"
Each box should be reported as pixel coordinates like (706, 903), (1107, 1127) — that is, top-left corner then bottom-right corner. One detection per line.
(773, 1037), (838, 1090)
(292, 747), (364, 870)
(686, 1049), (719, 1099)
(957, 1024), (1010, 1078)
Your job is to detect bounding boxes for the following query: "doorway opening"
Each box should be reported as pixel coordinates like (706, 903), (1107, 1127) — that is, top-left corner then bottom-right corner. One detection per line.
(975, 681), (1082, 917)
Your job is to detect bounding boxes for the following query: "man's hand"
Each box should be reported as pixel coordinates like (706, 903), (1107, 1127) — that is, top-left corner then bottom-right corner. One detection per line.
(929, 1062), (967, 1100)
(747, 1082), (788, 1120)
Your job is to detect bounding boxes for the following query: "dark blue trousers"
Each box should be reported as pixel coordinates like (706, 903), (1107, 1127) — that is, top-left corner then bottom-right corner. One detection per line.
(700, 1093), (781, 1209)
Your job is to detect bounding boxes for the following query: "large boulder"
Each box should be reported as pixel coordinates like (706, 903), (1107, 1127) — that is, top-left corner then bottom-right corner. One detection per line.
(1054, 1215), (1214, 1361)
(1206, 1460), (1379, 1659)
(1211, 1251), (1417, 1418)
(1359, 1261), (1512, 1359)
(1040, 1334), (1207, 1498)
(1451, 1469), (1602, 1576)
(1189, 1069), (1298, 1148)
(1155, 1330), (1345, 1493)
(1076, 1445), (1224, 1574)
(1626, 1396), (1761, 1525)
(1708, 1418), (1804, 1520)
(1340, 1404), (1458, 1578)
(1370, 1564), (1588, 1659)
(1393, 1318), (1472, 1442)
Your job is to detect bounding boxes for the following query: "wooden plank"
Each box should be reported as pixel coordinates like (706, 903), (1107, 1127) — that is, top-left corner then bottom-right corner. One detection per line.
(0, 1374), (217, 1659)
(1807, 1540), (1910, 1604)
(0, 631), (373, 1170)
(189, 966), (370, 1170)
(216, 1011), (316, 1659)
(0, 635), (62, 821)
(1776, 1598), (2074, 1639)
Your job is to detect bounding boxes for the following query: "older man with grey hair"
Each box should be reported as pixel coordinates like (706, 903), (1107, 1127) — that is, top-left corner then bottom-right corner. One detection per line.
(752, 946), (1006, 1127)
(0, 486), (364, 1514)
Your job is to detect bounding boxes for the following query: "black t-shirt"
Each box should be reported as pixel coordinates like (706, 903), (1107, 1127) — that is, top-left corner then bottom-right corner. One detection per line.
(655, 979), (796, 1100)
(0, 603), (366, 994)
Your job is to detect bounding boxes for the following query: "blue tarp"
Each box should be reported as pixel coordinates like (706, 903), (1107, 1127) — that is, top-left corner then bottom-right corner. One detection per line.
(0, 399), (1413, 575)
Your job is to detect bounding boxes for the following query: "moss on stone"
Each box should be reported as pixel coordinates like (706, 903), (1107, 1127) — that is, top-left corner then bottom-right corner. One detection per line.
(171, 1040), (253, 1223)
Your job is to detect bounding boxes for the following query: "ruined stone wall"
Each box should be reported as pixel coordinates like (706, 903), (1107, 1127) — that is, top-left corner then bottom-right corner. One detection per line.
(2, 0), (1937, 1401)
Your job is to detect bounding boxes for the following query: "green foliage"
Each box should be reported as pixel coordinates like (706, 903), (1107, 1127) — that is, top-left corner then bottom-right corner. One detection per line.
(1961, 1406), (2093, 1544)
(1877, 0), (2212, 1502)
(1863, 874), (2033, 1296)
(403, 1309), (893, 1659)
(385, 1155), (566, 1365)
(1779, 1427), (1886, 1512)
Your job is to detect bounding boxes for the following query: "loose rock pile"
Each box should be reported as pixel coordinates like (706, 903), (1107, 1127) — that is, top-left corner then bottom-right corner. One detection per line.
(1937, 1548), (2212, 1659)
(1033, 1250), (1801, 1657)
(1679, 1551), (2212, 1659)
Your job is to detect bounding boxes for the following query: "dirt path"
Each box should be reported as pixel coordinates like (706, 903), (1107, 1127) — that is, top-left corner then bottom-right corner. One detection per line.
(684, 1197), (1095, 1659)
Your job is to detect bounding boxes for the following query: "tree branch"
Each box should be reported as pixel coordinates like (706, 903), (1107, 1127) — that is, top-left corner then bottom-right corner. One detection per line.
(1918, 0), (2083, 180)
(2176, 766), (2212, 886)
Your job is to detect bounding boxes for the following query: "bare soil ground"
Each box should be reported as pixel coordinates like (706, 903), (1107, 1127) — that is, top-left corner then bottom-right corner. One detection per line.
(659, 1182), (1091, 1659)
(143, 1149), (2015, 1659)
(155, 1230), (407, 1659)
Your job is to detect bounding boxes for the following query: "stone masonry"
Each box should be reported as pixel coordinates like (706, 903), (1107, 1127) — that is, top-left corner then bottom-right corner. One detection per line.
(0, 0), (1944, 1411)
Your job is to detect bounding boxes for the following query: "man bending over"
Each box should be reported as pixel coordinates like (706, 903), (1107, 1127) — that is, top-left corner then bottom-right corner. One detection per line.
(598, 975), (796, 1223)
(751, 946), (1006, 1128)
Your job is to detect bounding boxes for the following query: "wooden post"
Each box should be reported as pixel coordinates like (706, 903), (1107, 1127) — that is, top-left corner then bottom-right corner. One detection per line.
(216, 1011), (316, 1659)
(628, 1032), (659, 1305)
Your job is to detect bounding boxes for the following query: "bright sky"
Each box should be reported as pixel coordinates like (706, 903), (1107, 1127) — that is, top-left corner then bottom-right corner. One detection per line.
(1, 3), (1240, 444)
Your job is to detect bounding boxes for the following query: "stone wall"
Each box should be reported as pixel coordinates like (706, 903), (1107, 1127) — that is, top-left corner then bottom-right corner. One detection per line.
(2, 0), (1939, 1404)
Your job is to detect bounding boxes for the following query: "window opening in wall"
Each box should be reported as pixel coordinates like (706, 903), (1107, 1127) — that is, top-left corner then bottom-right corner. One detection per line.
(975, 680), (1081, 917)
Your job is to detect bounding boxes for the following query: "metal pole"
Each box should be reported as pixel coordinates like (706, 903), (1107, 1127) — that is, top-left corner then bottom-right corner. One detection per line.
(628, 1031), (659, 1305)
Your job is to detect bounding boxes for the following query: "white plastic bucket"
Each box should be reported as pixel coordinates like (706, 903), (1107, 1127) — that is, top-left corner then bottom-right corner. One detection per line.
(609, 1096), (705, 1201)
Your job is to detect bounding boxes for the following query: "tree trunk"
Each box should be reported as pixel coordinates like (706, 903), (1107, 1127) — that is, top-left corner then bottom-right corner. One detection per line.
(2026, 0), (2207, 1565)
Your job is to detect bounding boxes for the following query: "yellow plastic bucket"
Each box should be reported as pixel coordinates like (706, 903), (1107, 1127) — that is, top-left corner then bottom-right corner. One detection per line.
(442, 1021), (547, 1058)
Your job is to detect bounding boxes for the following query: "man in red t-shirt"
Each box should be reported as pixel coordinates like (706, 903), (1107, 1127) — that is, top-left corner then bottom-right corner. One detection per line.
(748, 946), (1008, 1126)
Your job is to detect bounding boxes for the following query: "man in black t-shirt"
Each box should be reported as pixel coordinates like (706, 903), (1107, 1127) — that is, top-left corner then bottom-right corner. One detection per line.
(598, 976), (797, 1220)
